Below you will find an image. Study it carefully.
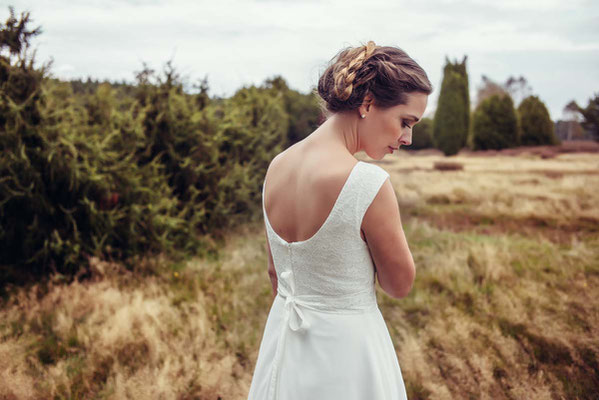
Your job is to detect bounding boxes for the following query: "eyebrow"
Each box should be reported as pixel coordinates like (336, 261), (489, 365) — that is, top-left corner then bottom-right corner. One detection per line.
(403, 114), (420, 123)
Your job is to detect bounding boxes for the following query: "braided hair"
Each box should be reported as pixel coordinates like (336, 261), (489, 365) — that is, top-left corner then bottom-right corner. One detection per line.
(316, 40), (433, 115)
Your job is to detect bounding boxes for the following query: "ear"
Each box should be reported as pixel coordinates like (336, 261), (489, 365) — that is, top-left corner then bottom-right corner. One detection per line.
(359, 92), (374, 116)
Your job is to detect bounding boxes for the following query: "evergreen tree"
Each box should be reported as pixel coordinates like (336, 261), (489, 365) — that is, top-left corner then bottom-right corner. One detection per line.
(407, 117), (433, 149)
(518, 95), (559, 146)
(433, 56), (470, 155)
(471, 94), (520, 150)
(453, 57), (470, 140)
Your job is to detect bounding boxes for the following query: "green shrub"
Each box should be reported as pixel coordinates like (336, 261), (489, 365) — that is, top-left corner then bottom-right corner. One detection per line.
(408, 117), (434, 150)
(471, 94), (520, 150)
(0, 7), (314, 283)
(204, 84), (289, 231)
(518, 95), (559, 146)
(1, 73), (192, 281)
(263, 75), (321, 145)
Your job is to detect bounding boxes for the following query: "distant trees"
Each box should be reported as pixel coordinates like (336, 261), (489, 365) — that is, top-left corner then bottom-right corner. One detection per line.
(408, 64), (562, 153)
(565, 93), (599, 141)
(471, 94), (519, 150)
(433, 56), (470, 155)
(518, 95), (559, 146)
(504, 76), (534, 109)
(558, 101), (588, 141)
(470, 75), (560, 149)
(475, 75), (533, 110)
(408, 117), (434, 150)
(474, 75), (509, 109)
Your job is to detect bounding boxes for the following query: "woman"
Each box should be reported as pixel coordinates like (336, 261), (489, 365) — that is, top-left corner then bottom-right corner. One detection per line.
(248, 40), (433, 400)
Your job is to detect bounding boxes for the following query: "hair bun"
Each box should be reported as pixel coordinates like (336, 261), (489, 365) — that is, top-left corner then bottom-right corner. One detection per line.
(317, 41), (433, 114)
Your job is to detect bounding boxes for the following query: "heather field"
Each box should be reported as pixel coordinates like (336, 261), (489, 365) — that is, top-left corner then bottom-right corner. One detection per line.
(1, 148), (598, 399)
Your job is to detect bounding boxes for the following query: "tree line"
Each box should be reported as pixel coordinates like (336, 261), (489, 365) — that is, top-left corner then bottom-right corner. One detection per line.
(1, 6), (597, 282)
(411, 56), (598, 154)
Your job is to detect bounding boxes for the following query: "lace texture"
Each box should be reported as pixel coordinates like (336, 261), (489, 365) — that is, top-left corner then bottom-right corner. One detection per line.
(262, 160), (390, 314)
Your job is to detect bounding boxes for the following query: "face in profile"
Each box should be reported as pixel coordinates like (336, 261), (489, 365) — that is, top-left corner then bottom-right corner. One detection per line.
(359, 92), (428, 159)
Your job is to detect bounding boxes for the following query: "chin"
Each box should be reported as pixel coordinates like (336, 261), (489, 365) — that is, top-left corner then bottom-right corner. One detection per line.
(364, 149), (388, 160)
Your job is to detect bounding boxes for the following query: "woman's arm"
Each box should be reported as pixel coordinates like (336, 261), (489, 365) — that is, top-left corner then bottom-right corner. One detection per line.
(266, 229), (278, 301)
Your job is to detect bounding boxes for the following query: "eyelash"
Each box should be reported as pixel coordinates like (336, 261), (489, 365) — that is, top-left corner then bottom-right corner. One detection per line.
(402, 121), (412, 129)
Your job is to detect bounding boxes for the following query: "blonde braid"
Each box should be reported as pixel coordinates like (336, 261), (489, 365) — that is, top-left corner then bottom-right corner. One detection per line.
(334, 40), (378, 101)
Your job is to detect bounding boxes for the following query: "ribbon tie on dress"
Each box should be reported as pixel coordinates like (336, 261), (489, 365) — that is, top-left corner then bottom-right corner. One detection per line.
(267, 270), (311, 399)
(278, 270), (310, 332)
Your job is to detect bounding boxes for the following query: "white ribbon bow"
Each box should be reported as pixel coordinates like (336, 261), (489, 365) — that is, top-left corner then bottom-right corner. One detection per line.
(278, 270), (310, 332)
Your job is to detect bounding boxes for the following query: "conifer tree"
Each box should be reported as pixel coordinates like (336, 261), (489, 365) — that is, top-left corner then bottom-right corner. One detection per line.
(433, 56), (470, 155)
(517, 95), (558, 146)
(408, 117), (434, 150)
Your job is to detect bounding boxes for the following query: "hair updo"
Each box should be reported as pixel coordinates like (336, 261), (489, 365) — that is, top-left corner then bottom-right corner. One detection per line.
(316, 40), (433, 115)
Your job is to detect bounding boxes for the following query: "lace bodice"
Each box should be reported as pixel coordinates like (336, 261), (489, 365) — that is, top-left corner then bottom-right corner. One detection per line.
(262, 160), (390, 318)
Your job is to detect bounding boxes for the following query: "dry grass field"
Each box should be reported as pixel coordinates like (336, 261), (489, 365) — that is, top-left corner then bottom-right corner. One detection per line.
(1, 148), (598, 399)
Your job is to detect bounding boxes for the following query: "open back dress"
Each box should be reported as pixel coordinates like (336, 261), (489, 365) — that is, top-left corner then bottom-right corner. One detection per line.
(247, 160), (408, 400)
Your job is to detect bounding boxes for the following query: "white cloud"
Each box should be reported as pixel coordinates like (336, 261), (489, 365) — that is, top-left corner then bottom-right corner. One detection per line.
(54, 63), (75, 74)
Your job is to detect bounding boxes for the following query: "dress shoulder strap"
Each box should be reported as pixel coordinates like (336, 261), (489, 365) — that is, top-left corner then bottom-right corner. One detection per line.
(354, 162), (390, 221)
(334, 161), (390, 230)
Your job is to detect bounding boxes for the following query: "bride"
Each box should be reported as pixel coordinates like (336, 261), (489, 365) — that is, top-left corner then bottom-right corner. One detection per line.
(248, 40), (432, 400)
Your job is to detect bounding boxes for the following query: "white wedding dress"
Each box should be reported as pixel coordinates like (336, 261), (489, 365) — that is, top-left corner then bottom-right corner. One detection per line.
(247, 160), (408, 400)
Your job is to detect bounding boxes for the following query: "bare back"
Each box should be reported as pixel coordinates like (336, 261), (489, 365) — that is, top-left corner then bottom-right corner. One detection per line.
(263, 139), (415, 299)
(263, 141), (367, 244)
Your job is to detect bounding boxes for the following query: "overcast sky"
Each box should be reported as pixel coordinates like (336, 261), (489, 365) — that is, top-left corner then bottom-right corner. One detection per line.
(4, 0), (599, 120)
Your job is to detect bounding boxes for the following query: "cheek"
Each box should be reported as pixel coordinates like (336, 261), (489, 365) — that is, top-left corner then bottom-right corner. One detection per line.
(385, 119), (399, 137)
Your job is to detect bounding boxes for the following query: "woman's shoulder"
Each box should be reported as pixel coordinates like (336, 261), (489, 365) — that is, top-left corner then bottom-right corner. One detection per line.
(267, 145), (359, 180)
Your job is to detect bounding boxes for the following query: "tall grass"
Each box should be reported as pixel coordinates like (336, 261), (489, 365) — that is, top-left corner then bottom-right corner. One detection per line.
(1, 152), (597, 399)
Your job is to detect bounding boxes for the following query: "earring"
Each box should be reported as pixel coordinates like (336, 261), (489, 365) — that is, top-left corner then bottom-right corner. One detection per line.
(361, 114), (365, 118)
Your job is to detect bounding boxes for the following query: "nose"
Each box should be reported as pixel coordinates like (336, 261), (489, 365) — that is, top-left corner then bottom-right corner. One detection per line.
(399, 133), (412, 146)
